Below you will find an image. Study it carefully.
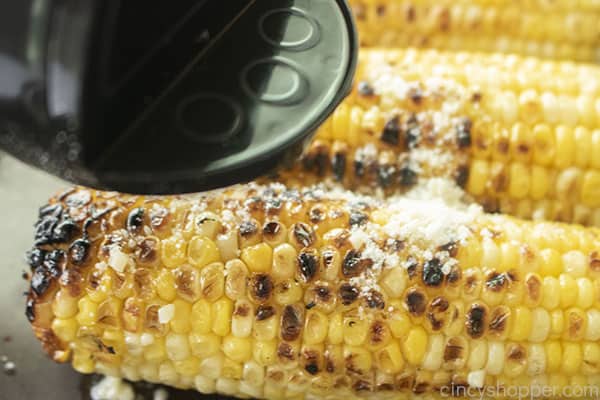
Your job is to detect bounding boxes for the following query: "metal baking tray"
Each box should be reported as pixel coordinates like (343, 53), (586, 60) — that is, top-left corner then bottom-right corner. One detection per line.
(0, 154), (230, 400)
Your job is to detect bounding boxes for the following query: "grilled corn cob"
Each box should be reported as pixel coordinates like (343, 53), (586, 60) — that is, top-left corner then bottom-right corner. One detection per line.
(275, 47), (600, 226)
(351, 0), (600, 63)
(25, 184), (600, 399)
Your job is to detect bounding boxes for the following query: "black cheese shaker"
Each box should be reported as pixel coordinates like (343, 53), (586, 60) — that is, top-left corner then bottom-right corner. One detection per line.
(0, 0), (357, 194)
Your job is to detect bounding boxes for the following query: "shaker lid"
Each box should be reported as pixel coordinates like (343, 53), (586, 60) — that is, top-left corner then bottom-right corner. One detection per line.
(82, 0), (357, 194)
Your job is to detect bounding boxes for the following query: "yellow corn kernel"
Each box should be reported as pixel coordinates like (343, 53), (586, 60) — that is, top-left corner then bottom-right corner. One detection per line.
(586, 310), (600, 341)
(582, 342), (600, 375)
(380, 267), (408, 298)
(191, 299), (212, 334)
(327, 313), (343, 345)
(272, 243), (297, 281)
(542, 277), (561, 310)
(467, 159), (490, 196)
(545, 341), (562, 373)
(481, 237), (501, 271)
(467, 340), (488, 372)
(563, 250), (587, 277)
(216, 231), (239, 262)
(174, 357), (201, 377)
(559, 274), (578, 308)
(376, 341), (405, 375)
(554, 125), (575, 168)
(591, 129), (600, 169)
(343, 346), (372, 375)
(52, 290), (78, 319)
(87, 274), (111, 303)
(223, 336), (252, 363)
(199, 354), (224, 379)
(156, 269), (177, 302)
(222, 358), (243, 380)
(576, 278), (594, 309)
(241, 243), (273, 274)
(402, 327), (427, 366)
(161, 235), (188, 268)
(189, 333), (221, 358)
(212, 298), (233, 336)
(170, 299), (191, 334)
(530, 166), (550, 200)
(274, 279), (303, 305)
(486, 341), (505, 376)
(253, 340), (277, 366)
(528, 308), (551, 343)
(550, 309), (565, 337)
(76, 297), (98, 326)
(343, 314), (368, 346)
(539, 249), (563, 277)
(533, 124), (555, 166)
(52, 318), (77, 342)
(508, 163), (530, 199)
(165, 333), (190, 362)
(188, 236), (220, 268)
(574, 126), (592, 168)
(304, 310), (328, 345)
(581, 170), (600, 208)
(72, 351), (95, 374)
(422, 334), (444, 371)
(562, 343), (582, 376)
(510, 123), (533, 163)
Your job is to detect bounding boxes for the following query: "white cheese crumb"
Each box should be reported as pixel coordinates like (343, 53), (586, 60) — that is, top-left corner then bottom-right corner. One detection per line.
(349, 229), (369, 249)
(153, 388), (169, 400)
(90, 376), (134, 400)
(108, 248), (129, 273)
(467, 370), (486, 388)
(158, 304), (175, 324)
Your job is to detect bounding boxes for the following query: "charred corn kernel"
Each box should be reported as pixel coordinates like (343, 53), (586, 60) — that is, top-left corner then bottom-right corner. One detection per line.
(253, 340), (277, 366)
(212, 298), (233, 336)
(156, 269), (177, 302)
(224, 259), (248, 300)
(528, 308), (551, 343)
(189, 333), (220, 358)
(504, 343), (527, 378)
(200, 262), (225, 301)
(402, 327), (427, 366)
(241, 243), (273, 273)
(223, 336), (252, 363)
(564, 308), (587, 341)
(232, 299), (254, 338)
(191, 299), (212, 334)
(188, 236), (220, 268)
(272, 244), (297, 281)
(560, 274), (578, 308)
(253, 312), (278, 341)
(161, 235), (187, 268)
(343, 346), (372, 375)
(562, 343), (582, 376)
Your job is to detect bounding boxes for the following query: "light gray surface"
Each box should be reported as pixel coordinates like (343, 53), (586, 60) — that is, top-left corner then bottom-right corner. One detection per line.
(0, 154), (80, 400)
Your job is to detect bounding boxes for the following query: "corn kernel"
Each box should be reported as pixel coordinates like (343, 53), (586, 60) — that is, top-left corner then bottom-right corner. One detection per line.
(253, 340), (277, 366)
(161, 235), (187, 268)
(52, 318), (77, 342)
(402, 327), (427, 366)
(304, 310), (328, 345)
(559, 274), (578, 308)
(191, 299), (212, 334)
(223, 336), (252, 363)
(189, 333), (220, 358)
(562, 343), (582, 376)
(212, 298), (233, 336)
(188, 236), (220, 268)
(241, 243), (273, 273)
(170, 299), (191, 334)
(156, 269), (177, 302)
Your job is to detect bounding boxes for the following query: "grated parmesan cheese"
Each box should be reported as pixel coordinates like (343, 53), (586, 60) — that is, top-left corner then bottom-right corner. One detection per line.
(90, 376), (134, 400)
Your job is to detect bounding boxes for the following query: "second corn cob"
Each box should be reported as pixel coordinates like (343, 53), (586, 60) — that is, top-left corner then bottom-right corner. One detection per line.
(25, 184), (600, 399)
(274, 47), (600, 226)
(350, 0), (600, 63)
